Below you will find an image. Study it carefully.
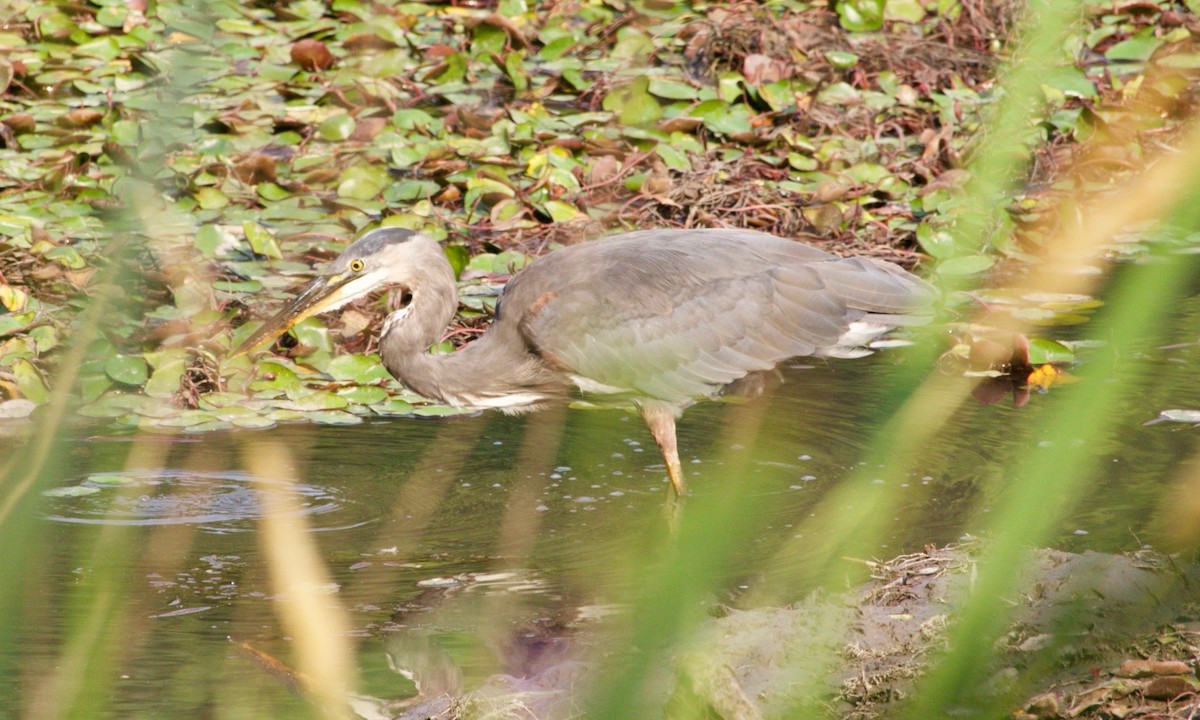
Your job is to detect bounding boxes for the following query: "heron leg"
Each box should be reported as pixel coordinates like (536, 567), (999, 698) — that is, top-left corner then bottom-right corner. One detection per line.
(640, 404), (686, 495)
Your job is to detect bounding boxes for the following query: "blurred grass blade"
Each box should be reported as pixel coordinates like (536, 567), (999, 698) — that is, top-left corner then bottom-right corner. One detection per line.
(242, 438), (358, 720)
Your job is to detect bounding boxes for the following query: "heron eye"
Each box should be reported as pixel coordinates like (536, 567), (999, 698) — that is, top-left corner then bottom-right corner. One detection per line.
(349, 259), (365, 273)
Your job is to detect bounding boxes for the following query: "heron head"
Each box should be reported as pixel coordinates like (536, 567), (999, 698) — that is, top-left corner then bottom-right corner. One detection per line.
(232, 227), (446, 355)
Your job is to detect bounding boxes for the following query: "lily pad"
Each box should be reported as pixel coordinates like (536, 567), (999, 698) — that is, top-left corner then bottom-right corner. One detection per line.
(935, 255), (995, 276)
(44, 485), (101, 498)
(372, 397), (415, 416)
(308, 410), (363, 425)
(337, 385), (389, 405)
(327, 354), (392, 383)
(1026, 339), (1075, 365)
(105, 354), (149, 387)
(12, 358), (49, 403)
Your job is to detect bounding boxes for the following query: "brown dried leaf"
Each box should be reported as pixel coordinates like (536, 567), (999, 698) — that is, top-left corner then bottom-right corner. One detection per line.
(434, 185), (461, 204)
(658, 116), (703, 133)
(342, 33), (397, 52)
(291, 39), (335, 71)
(337, 309), (372, 338)
(743, 53), (789, 84)
(588, 156), (622, 186)
(1115, 659), (1193, 678)
(233, 154), (276, 184)
(65, 269), (96, 289)
(57, 109), (104, 128)
(1143, 675), (1196, 700)
(28, 264), (62, 282)
(350, 117), (386, 142)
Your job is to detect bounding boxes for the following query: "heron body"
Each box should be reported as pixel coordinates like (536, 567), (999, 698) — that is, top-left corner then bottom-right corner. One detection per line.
(237, 227), (933, 494)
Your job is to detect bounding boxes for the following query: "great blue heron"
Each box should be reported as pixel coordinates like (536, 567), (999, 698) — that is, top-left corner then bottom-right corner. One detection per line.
(235, 227), (933, 494)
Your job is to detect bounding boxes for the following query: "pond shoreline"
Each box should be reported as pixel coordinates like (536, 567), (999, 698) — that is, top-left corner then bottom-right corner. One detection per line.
(383, 543), (1200, 720)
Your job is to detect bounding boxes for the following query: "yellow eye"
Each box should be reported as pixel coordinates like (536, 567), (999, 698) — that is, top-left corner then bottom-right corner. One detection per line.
(349, 259), (365, 273)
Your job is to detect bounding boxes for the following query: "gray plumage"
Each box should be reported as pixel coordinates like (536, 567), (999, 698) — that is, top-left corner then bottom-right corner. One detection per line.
(238, 226), (934, 494)
(374, 228), (931, 409)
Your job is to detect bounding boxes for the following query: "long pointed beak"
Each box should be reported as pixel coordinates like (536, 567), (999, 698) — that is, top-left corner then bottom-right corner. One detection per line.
(231, 275), (351, 356)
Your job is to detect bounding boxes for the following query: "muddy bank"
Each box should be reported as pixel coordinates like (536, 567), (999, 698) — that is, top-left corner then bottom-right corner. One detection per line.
(391, 544), (1200, 719)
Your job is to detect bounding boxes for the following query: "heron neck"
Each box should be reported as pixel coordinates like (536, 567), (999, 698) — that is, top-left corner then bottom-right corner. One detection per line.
(378, 273), (461, 403)
(378, 276), (568, 409)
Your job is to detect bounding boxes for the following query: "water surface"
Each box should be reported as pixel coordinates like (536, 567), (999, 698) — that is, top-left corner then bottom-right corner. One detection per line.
(6, 289), (1200, 717)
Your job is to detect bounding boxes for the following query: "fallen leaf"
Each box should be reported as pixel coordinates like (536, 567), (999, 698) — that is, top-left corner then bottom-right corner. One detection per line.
(291, 39), (335, 70)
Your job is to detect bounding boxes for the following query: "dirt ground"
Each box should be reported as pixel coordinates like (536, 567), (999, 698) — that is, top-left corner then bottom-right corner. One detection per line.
(385, 543), (1200, 720)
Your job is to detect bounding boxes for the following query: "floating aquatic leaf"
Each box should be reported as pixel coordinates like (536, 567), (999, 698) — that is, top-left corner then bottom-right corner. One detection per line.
(291, 317), (333, 353)
(194, 187), (229, 210)
(0, 283), (27, 312)
(260, 406), (306, 423)
(602, 76), (662, 127)
(825, 51), (859, 69)
(1107, 35), (1162, 63)
(337, 386), (388, 405)
(44, 485), (100, 498)
(231, 416), (277, 429)
(79, 376), (114, 405)
(327, 354), (392, 383)
(250, 361), (302, 393)
(87, 473), (135, 486)
(181, 420), (234, 433)
(1040, 66), (1097, 99)
(244, 222), (282, 260)
(319, 113), (355, 141)
(276, 391), (350, 412)
(1158, 409), (1200, 424)
(690, 100), (753, 136)
(144, 359), (187, 399)
(1026, 338), (1075, 365)
(308, 410), (363, 425)
(13, 358), (49, 403)
(648, 78), (699, 100)
(372, 397), (415, 416)
(935, 254), (995, 276)
(837, 0), (885, 32)
(444, 245), (469, 278)
(542, 200), (585, 223)
(105, 354), (149, 387)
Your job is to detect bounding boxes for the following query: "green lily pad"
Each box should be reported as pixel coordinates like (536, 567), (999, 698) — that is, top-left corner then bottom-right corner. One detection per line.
(327, 354), (392, 383)
(244, 222), (282, 260)
(276, 391), (350, 412)
(372, 397), (415, 416)
(319, 113), (355, 141)
(144, 359), (186, 399)
(1107, 36), (1162, 63)
(690, 100), (753, 136)
(337, 386), (389, 405)
(936, 254), (995, 276)
(231, 415), (278, 429)
(86, 473), (135, 486)
(250, 361), (302, 393)
(837, 0), (885, 32)
(308, 410), (363, 425)
(1027, 338), (1075, 365)
(264, 408), (307, 422)
(13, 359), (49, 403)
(602, 76), (662, 127)
(105, 354), (149, 387)
(181, 420), (235, 433)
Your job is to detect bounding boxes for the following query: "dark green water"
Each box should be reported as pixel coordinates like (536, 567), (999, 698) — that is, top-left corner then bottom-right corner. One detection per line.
(6, 290), (1200, 717)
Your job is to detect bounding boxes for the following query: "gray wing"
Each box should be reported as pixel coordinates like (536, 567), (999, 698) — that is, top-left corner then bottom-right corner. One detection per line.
(503, 229), (930, 404)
